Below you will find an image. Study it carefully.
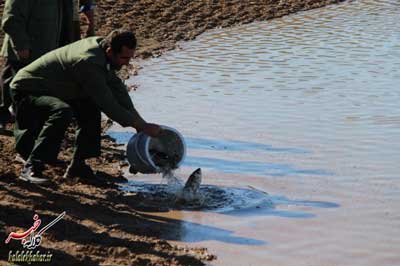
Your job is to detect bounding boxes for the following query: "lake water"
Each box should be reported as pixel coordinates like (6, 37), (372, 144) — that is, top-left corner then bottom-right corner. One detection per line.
(111, 0), (400, 265)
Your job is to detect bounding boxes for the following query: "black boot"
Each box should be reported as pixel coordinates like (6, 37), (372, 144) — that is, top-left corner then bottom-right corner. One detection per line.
(0, 122), (5, 133)
(19, 162), (49, 185)
(64, 160), (96, 179)
(0, 109), (13, 134)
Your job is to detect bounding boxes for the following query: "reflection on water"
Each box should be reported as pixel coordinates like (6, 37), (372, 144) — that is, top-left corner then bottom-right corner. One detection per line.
(185, 137), (309, 154)
(108, 132), (309, 154)
(222, 194), (341, 218)
(184, 156), (332, 176)
(120, 1), (399, 265)
(129, 0), (399, 182)
(108, 131), (322, 176)
(138, 211), (267, 245)
(154, 214), (268, 245)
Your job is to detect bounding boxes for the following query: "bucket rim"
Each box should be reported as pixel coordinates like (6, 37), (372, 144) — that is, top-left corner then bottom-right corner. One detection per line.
(161, 125), (186, 168)
(149, 125), (187, 169)
(128, 125), (187, 172)
(128, 132), (159, 172)
(143, 134), (159, 171)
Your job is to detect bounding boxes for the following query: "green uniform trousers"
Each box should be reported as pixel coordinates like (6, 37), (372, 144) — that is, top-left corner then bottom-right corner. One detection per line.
(0, 60), (26, 123)
(12, 92), (101, 164)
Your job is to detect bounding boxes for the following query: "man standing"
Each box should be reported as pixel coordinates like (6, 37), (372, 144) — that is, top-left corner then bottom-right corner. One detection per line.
(73, 0), (97, 40)
(0, 0), (75, 130)
(10, 29), (162, 184)
(80, 0), (96, 37)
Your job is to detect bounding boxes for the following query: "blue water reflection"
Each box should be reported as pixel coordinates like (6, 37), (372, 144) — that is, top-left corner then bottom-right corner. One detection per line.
(138, 212), (266, 245)
(184, 156), (331, 177)
(107, 131), (309, 154)
(107, 131), (328, 177)
(107, 131), (132, 143)
(179, 222), (266, 245)
(186, 137), (309, 154)
(157, 193), (339, 243)
(271, 196), (340, 208)
(223, 195), (339, 218)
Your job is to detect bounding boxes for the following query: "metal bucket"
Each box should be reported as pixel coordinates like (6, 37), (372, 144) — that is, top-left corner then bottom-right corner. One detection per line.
(126, 126), (186, 174)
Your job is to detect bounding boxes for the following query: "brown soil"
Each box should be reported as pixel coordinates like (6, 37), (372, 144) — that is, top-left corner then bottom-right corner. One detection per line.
(0, 123), (215, 266)
(0, 0), (345, 265)
(95, 0), (345, 58)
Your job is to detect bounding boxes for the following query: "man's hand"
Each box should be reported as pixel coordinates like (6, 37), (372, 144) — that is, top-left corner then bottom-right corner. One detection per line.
(17, 49), (30, 60)
(140, 123), (162, 137)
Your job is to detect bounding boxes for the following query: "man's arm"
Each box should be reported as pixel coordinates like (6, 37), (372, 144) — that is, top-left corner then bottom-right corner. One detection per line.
(1, 0), (32, 59)
(107, 72), (162, 136)
(107, 71), (135, 111)
(74, 61), (146, 129)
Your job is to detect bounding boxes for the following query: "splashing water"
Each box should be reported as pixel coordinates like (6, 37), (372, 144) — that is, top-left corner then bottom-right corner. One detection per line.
(161, 168), (183, 193)
(121, 181), (273, 212)
(160, 167), (205, 204)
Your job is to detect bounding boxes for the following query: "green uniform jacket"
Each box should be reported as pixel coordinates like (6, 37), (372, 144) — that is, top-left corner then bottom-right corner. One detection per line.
(1, 0), (74, 63)
(11, 37), (146, 128)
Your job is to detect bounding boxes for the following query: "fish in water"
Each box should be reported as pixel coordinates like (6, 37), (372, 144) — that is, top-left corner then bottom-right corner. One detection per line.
(183, 168), (202, 194)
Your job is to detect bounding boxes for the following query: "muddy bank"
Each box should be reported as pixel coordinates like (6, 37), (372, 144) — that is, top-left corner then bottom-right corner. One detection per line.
(0, 124), (215, 265)
(0, 0), (345, 265)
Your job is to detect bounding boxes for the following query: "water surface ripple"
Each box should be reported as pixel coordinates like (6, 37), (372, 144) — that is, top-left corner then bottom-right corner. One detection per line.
(129, 0), (399, 181)
(123, 1), (400, 265)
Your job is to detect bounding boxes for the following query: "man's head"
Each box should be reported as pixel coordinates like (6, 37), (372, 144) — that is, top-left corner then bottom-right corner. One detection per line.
(103, 29), (137, 70)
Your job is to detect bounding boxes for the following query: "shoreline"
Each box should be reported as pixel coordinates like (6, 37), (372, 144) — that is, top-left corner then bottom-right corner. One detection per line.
(96, 0), (346, 58)
(0, 1), (345, 265)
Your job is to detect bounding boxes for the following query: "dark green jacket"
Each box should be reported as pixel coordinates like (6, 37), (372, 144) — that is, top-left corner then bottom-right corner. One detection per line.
(11, 37), (146, 128)
(1, 0), (74, 63)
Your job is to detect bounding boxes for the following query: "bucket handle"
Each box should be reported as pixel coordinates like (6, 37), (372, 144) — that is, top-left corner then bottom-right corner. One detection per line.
(134, 135), (152, 167)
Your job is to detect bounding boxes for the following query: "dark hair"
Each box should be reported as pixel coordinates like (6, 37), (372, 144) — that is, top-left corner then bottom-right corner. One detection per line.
(102, 29), (137, 53)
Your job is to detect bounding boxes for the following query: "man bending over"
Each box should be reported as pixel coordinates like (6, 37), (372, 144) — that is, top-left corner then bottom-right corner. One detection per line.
(10, 29), (162, 184)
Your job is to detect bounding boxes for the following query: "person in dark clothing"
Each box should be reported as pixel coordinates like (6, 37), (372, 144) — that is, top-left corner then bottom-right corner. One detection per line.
(0, 0), (75, 131)
(10, 29), (162, 184)
(73, 0), (97, 40)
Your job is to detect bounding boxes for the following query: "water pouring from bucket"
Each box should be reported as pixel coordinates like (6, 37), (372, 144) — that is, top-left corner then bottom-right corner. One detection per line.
(126, 126), (204, 201)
